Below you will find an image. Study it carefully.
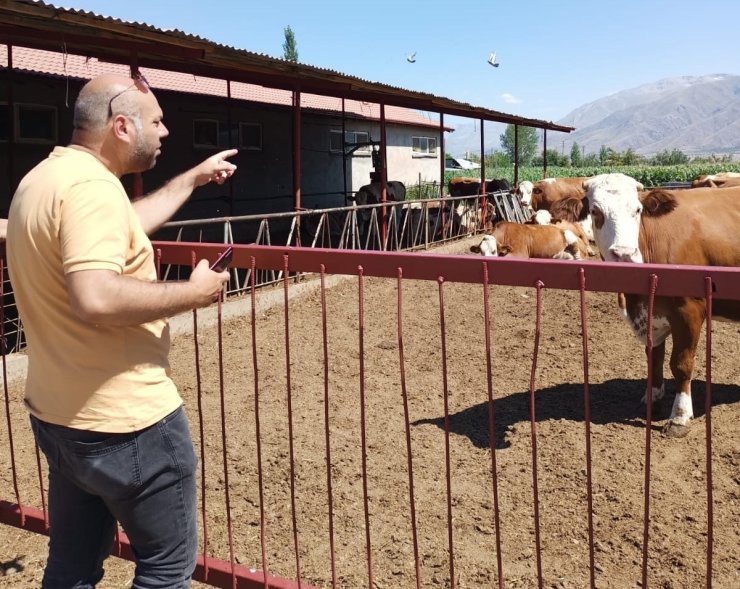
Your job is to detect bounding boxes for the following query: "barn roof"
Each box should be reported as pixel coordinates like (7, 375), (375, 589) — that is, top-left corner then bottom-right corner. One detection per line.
(0, 0), (574, 134)
(1, 45), (443, 130)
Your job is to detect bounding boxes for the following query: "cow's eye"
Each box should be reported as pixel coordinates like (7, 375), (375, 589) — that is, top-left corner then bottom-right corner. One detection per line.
(635, 206), (642, 216)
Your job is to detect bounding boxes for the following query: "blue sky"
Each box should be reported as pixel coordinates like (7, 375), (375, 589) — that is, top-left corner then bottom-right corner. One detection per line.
(61, 0), (740, 122)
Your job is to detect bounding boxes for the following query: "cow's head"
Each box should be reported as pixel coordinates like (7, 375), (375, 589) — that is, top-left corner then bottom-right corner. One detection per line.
(582, 173), (645, 263)
(470, 235), (498, 256)
(517, 181), (534, 207)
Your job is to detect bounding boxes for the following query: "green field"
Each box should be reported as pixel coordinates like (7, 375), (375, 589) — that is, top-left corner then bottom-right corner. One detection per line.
(443, 163), (740, 188)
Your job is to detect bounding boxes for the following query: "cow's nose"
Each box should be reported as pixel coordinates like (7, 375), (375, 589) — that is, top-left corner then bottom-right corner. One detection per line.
(609, 245), (638, 262)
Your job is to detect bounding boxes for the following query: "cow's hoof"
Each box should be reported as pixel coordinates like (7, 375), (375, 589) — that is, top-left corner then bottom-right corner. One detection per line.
(662, 421), (689, 438)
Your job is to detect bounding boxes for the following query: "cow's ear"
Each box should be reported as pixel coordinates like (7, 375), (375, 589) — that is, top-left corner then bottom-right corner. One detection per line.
(640, 189), (677, 216)
(470, 245), (481, 254)
(635, 181), (644, 191)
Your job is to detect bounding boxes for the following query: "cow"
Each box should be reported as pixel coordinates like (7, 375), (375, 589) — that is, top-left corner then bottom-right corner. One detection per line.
(517, 180), (535, 210)
(454, 200), (496, 234)
(525, 209), (593, 257)
(448, 177), (511, 197)
(581, 173), (740, 436)
(470, 221), (585, 260)
(352, 181), (406, 244)
(354, 180), (406, 205)
(529, 177), (590, 211)
(691, 172), (740, 188)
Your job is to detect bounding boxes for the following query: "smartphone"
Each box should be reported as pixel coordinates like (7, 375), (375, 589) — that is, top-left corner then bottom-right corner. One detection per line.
(210, 246), (233, 271)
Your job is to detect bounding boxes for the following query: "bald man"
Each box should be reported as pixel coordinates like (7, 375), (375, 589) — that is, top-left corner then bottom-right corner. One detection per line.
(7, 73), (237, 588)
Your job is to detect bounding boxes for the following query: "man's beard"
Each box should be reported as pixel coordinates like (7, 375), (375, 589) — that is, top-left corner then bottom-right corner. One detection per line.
(129, 138), (158, 173)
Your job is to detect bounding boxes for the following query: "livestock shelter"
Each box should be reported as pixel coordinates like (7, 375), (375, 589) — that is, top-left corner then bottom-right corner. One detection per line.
(0, 0), (572, 225)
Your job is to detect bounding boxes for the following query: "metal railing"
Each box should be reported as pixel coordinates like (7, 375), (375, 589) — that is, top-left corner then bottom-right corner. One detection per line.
(1, 192), (528, 353)
(2, 242), (738, 588)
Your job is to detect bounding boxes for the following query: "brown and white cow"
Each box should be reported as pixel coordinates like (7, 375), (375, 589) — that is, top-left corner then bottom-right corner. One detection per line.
(519, 177), (596, 244)
(691, 172), (740, 188)
(582, 173), (740, 436)
(448, 177), (511, 196)
(470, 221), (585, 260)
(527, 208), (594, 257)
(529, 177), (590, 211)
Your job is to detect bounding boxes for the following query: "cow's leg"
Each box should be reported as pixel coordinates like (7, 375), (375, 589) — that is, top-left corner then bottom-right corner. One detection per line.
(641, 340), (666, 406)
(663, 299), (706, 437)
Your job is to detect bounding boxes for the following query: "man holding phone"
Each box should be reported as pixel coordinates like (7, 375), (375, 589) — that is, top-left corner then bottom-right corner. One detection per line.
(7, 72), (235, 588)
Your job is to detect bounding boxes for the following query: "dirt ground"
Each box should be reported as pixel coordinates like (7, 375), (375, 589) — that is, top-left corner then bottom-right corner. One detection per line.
(1, 238), (738, 588)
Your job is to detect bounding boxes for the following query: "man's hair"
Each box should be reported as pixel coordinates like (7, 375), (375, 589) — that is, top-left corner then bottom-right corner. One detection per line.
(73, 84), (142, 133)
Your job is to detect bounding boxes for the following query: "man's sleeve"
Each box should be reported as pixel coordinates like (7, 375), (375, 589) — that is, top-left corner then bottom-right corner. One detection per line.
(60, 180), (130, 275)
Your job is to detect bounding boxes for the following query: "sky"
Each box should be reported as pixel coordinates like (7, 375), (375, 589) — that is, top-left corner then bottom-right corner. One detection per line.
(57, 0), (740, 124)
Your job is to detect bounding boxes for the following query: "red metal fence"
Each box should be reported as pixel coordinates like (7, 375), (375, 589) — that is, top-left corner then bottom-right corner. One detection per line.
(2, 242), (739, 588)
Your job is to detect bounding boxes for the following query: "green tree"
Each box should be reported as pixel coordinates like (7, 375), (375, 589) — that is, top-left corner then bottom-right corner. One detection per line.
(532, 149), (568, 167)
(650, 148), (689, 166)
(570, 142), (582, 167)
(484, 150), (511, 168)
(283, 25), (298, 62)
(499, 124), (538, 166)
(621, 148), (643, 165)
(599, 144), (610, 165)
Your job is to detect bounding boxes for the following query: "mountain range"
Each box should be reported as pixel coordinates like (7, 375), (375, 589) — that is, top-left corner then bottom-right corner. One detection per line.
(444, 74), (740, 158)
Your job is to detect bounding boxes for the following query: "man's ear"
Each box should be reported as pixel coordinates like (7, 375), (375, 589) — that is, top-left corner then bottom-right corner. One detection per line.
(111, 114), (133, 143)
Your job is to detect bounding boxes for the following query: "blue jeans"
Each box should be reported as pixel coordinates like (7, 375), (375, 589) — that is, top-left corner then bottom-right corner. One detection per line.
(31, 406), (198, 589)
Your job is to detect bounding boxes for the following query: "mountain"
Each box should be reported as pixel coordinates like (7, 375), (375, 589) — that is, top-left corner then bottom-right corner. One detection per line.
(552, 74), (740, 156)
(444, 74), (740, 158)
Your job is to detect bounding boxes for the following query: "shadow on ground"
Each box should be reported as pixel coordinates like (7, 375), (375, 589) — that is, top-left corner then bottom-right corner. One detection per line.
(412, 379), (740, 449)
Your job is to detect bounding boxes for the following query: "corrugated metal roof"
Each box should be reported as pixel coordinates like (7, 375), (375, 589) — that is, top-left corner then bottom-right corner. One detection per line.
(0, 45), (443, 129)
(0, 0), (573, 133)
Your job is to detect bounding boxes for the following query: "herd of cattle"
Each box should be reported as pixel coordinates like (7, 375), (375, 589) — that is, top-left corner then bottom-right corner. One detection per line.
(349, 172), (739, 436)
(462, 170), (740, 438)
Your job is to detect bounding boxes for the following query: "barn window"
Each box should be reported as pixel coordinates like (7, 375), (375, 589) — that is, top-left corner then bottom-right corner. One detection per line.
(412, 136), (437, 156)
(0, 103), (57, 143)
(193, 119), (219, 148)
(330, 130), (371, 154)
(239, 122), (262, 150)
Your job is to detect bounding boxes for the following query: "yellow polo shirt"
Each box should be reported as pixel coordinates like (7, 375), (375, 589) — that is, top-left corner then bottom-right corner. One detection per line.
(7, 146), (181, 432)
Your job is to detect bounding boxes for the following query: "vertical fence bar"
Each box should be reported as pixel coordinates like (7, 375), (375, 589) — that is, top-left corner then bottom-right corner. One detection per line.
(529, 280), (545, 588)
(282, 255), (303, 586)
(250, 257), (270, 588)
(319, 265), (338, 589)
(437, 276), (456, 589)
(641, 274), (659, 588)
(357, 267), (374, 589)
(579, 268), (597, 589)
(192, 251), (211, 582)
(482, 263), (505, 588)
(397, 268), (423, 589)
(703, 277), (714, 589)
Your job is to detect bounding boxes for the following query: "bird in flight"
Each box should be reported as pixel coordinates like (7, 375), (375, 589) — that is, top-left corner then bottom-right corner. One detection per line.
(407, 52), (416, 63)
(488, 52), (500, 67)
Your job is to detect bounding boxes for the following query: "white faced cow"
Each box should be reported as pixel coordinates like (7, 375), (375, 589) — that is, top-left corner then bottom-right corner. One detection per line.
(582, 173), (740, 436)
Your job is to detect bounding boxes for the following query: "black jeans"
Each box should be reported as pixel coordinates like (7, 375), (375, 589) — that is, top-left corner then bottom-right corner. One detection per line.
(31, 406), (198, 588)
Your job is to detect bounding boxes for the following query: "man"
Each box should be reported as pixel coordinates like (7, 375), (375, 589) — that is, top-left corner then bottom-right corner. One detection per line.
(6, 72), (236, 588)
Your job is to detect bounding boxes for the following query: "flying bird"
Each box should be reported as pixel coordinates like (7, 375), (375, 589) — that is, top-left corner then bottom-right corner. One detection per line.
(488, 52), (500, 67)
(407, 52), (416, 63)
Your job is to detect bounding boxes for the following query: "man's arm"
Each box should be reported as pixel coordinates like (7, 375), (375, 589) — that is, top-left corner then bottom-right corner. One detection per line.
(133, 149), (238, 235)
(65, 259), (229, 326)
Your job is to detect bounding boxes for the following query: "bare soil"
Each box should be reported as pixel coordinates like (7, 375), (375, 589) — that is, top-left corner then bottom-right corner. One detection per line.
(1, 238), (738, 588)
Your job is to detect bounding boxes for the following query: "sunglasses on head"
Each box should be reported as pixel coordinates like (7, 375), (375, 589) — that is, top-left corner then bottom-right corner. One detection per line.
(108, 70), (151, 118)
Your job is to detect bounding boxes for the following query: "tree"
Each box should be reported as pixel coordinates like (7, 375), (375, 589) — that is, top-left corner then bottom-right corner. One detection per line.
(283, 26), (298, 62)
(570, 142), (582, 167)
(650, 148), (689, 166)
(484, 150), (511, 168)
(599, 144), (610, 165)
(499, 124), (538, 166)
(532, 149), (568, 167)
